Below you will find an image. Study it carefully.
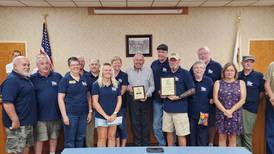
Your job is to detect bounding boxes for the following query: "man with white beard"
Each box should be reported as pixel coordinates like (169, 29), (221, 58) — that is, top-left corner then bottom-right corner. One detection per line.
(1, 56), (37, 154)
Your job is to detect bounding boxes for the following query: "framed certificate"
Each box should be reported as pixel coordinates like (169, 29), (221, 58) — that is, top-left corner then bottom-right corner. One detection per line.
(133, 86), (145, 100)
(160, 77), (176, 96)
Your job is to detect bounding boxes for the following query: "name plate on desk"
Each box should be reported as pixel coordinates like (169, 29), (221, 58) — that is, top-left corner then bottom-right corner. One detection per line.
(133, 86), (145, 100)
(160, 77), (176, 96)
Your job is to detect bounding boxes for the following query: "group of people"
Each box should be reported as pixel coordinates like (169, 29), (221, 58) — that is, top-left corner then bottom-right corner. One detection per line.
(1, 45), (274, 154)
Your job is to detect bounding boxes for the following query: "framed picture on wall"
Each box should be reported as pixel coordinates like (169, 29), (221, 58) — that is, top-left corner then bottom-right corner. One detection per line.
(126, 34), (152, 57)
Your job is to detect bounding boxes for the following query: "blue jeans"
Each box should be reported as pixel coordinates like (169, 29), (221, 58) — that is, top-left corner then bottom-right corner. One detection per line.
(64, 114), (87, 148)
(117, 108), (128, 139)
(153, 100), (166, 146)
(266, 98), (274, 154)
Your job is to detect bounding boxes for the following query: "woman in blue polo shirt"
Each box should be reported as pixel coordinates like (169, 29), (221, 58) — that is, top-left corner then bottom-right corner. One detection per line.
(111, 56), (129, 147)
(188, 61), (213, 146)
(58, 57), (92, 148)
(92, 63), (122, 147)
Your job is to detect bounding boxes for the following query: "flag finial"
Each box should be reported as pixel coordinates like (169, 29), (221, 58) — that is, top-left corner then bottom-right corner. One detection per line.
(43, 14), (48, 23)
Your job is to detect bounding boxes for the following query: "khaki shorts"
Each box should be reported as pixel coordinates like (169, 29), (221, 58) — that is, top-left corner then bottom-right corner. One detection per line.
(162, 111), (190, 136)
(5, 125), (33, 154)
(34, 120), (62, 141)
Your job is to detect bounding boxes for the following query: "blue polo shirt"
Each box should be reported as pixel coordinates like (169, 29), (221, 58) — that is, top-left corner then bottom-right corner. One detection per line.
(238, 70), (265, 113)
(58, 73), (90, 116)
(92, 81), (121, 119)
(31, 71), (62, 121)
(188, 76), (213, 119)
(190, 59), (222, 82)
(115, 71), (129, 108)
(1, 71), (37, 127)
(151, 58), (171, 102)
(163, 67), (195, 113)
(85, 72), (99, 92)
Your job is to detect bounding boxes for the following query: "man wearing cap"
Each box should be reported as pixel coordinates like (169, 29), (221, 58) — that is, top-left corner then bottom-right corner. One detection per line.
(1, 56), (37, 154)
(151, 44), (170, 146)
(189, 46), (222, 146)
(163, 53), (195, 146)
(237, 56), (264, 152)
(264, 61), (274, 154)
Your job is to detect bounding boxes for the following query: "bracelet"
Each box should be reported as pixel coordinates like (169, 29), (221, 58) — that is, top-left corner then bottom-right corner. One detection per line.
(113, 111), (118, 114)
(89, 110), (93, 113)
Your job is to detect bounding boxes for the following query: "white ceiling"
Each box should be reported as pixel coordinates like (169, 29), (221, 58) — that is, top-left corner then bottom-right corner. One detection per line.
(0, 0), (273, 7)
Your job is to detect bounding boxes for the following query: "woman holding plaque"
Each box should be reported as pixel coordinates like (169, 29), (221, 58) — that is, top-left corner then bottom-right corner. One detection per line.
(213, 63), (246, 146)
(188, 61), (213, 146)
(92, 63), (122, 147)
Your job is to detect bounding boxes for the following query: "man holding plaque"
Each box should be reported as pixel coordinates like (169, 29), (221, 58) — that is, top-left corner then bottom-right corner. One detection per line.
(127, 52), (155, 146)
(162, 53), (195, 146)
(151, 44), (170, 146)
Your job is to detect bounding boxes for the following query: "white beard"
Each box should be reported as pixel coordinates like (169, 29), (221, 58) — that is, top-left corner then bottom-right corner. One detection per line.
(18, 70), (30, 77)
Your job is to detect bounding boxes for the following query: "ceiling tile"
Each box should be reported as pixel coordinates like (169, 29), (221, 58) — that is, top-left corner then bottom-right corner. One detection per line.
(177, 1), (204, 7)
(153, 1), (178, 7)
(154, 0), (180, 1)
(251, 0), (274, 6)
(0, 0), (25, 6)
(100, 0), (126, 2)
(202, 0), (231, 7)
(47, 0), (72, 1)
(101, 1), (126, 7)
(226, 0), (257, 6)
(48, 1), (76, 7)
(73, 0), (99, 1)
(75, 1), (102, 7)
(182, 0), (206, 2)
(127, 1), (152, 7)
(127, 0), (152, 1)
(20, 0), (50, 7)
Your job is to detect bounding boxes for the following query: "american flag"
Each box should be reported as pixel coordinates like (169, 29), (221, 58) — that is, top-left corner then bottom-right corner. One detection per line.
(40, 22), (53, 64)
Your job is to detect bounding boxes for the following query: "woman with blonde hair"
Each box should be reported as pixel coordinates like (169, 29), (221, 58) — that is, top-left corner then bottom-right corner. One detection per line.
(92, 63), (122, 147)
(213, 63), (246, 146)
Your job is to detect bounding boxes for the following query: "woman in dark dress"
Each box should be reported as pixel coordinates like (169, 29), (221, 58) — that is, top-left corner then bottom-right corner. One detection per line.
(213, 63), (246, 146)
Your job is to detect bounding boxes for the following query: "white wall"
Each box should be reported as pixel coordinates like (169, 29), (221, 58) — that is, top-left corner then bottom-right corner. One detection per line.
(0, 6), (273, 74)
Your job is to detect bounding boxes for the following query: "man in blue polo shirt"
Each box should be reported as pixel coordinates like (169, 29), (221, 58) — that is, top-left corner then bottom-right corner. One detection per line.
(1, 56), (37, 154)
(86, 58), (100, 147)
(78, 56), (89, 76)
(163, 53), (195, 146)
(237, 56), (264, 152)
(190, 46), (222, 146)
(151, 44), (170, 146)
(31, 55), (62, 154)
